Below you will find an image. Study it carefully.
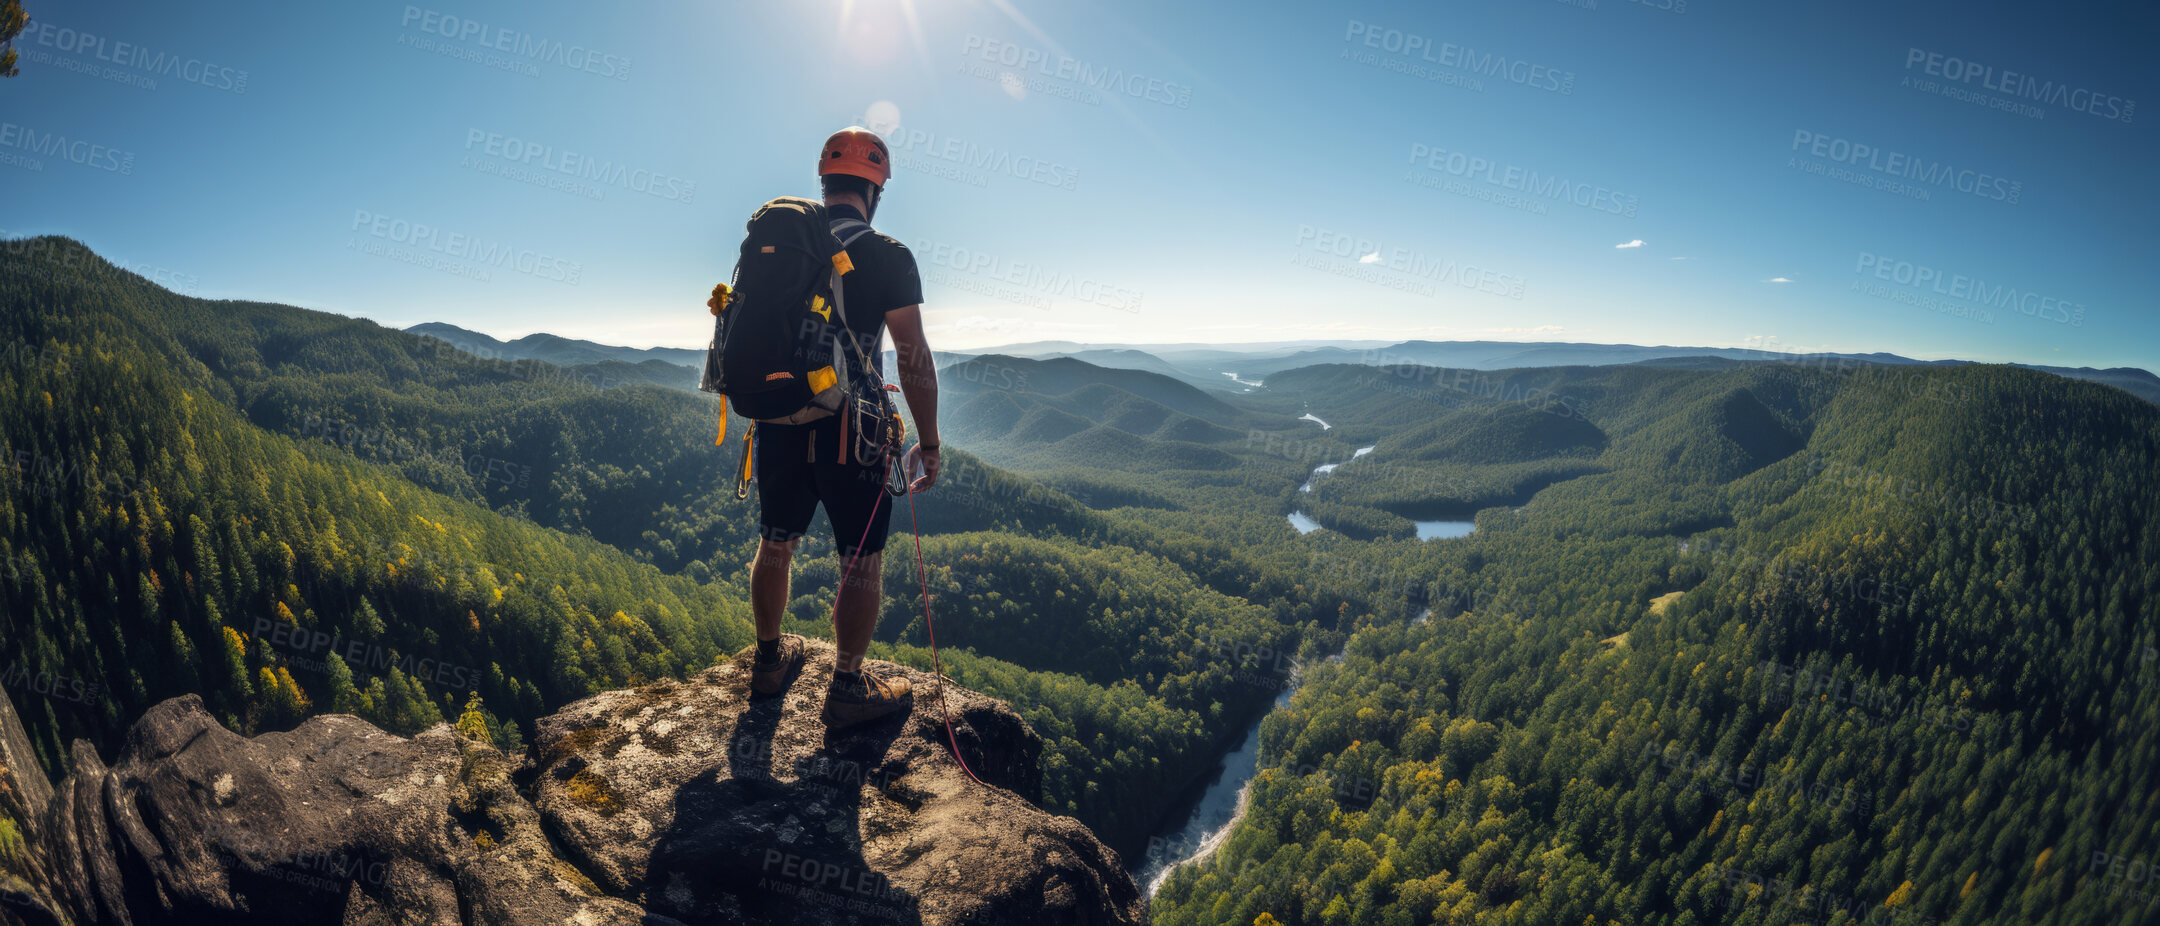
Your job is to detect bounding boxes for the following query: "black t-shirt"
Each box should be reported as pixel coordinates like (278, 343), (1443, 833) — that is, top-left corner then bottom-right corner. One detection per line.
(828, 204), (921, 382)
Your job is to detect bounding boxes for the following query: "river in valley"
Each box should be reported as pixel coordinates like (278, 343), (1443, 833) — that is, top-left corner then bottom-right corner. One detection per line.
(1140, 451), (1465, 893)
(1287, 445), (1476, 540)
(1133, 670), (1301, 895)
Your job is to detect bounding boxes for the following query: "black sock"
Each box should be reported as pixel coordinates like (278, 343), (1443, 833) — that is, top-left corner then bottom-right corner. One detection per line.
(832, 669), (861, 686)
(757, 637), (780, 662)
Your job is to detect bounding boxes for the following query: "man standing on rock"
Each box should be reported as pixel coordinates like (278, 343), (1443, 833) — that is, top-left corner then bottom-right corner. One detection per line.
(746, 127), (942, 729)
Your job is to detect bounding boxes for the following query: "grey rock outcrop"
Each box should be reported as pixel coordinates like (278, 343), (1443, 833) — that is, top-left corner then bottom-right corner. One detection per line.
(530, 637), (1140, 925)
(0, 641), (1144, 926)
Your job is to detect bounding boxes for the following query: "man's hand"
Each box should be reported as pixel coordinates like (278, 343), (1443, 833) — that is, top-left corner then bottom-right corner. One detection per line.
(908, 444), (941, 494)
(886, 304), (939, 483)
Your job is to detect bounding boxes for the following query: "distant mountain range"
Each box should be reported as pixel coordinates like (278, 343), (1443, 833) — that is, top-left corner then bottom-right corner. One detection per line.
(406, 322), (706, 369)
(407, 324), (2160, 405)
(991, 339), (2160, 404)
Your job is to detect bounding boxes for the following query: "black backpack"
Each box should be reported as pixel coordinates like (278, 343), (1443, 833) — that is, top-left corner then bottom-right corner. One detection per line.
(700, 197), (890, 494)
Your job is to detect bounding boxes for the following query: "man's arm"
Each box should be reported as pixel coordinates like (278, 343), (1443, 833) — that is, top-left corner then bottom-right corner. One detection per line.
(886, 304), (940, 491)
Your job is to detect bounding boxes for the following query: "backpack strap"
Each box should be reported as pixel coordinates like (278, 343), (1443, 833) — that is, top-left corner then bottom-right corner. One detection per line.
(831, 218), (874, 248)
(734, 424), (755, 500)
(826, 218), (873, 334)
(824, 218), (883, 380)
(827, 217), (893, 467)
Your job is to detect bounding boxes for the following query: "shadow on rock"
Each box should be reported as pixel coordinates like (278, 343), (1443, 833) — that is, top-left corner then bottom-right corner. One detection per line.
(532, 637), (1145, 926)
(643, 702), (921, 924)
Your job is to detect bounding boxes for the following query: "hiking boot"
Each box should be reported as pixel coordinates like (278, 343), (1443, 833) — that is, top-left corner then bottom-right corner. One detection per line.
(822, 668), (912, 729)
(748, 634), (806, 697)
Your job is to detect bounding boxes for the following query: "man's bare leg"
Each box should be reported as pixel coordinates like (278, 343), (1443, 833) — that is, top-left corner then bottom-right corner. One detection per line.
(752, 538), (797, 642)
(831, 550), (883, 675)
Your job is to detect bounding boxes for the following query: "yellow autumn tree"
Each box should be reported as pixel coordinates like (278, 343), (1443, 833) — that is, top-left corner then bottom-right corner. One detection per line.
(1885, 879), (1915, 908)
(0, 2), (22, 78)
(456, 693), (495, 747)
(258, 667), (311, 727)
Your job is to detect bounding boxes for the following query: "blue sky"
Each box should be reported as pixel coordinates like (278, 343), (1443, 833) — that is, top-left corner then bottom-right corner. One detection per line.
(3, 0), (2154, 369)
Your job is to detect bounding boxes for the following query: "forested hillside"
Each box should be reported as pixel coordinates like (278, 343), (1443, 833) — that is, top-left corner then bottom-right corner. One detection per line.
(1153, 361), (2160, 925)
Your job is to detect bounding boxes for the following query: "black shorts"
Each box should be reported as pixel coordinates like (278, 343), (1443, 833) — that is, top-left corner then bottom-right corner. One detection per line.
(754, 416), (892, 557)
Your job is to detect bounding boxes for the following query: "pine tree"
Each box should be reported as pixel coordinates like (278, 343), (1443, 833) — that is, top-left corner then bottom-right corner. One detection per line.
(455, 693), (493, 746)
(326, 653), (361, 715)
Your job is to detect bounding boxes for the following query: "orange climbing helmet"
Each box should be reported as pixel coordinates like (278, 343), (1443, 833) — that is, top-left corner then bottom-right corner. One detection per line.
(817, 127), (891, 188)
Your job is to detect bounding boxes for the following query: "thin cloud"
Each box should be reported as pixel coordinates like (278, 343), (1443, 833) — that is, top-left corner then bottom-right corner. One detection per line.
(1615, 239), (1645, 249)
(1763, 277), (1794, 284)
(1358, 251), (1382, 264)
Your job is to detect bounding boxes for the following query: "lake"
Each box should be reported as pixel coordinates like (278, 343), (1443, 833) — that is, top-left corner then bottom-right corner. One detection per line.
(1414, 519), (1477, 540)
